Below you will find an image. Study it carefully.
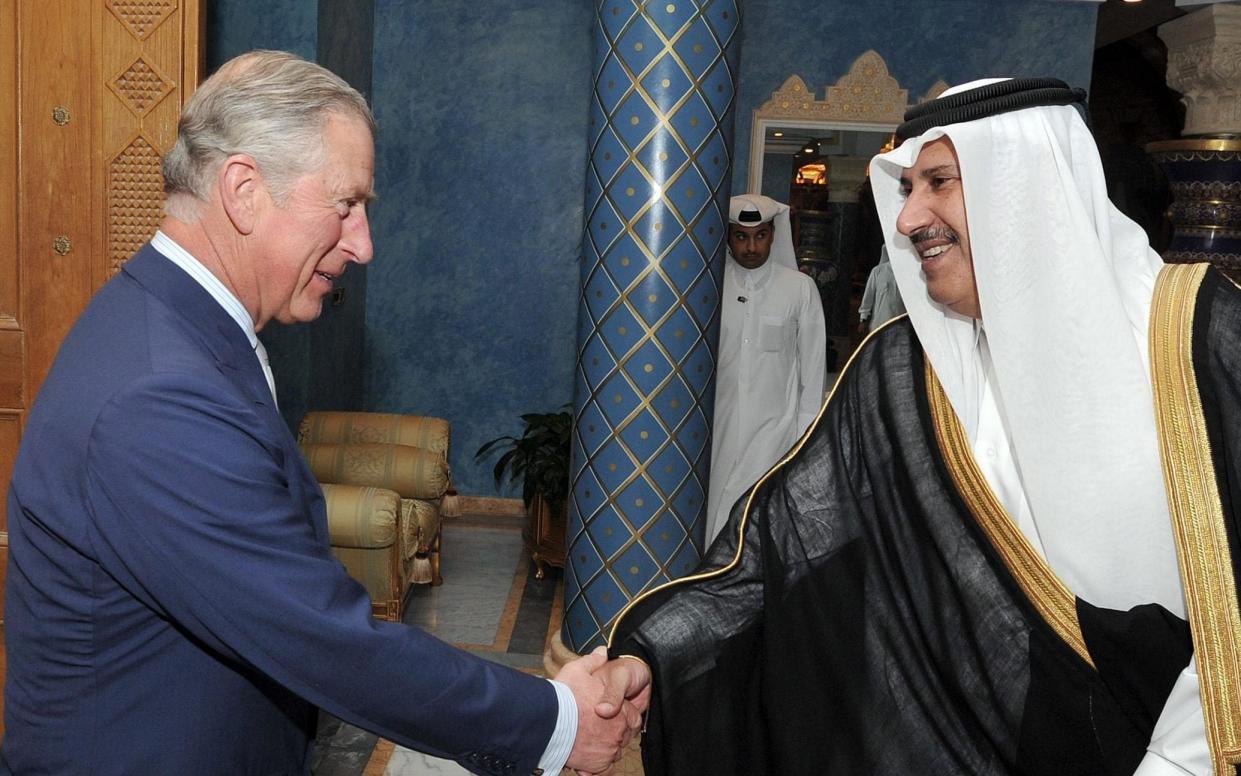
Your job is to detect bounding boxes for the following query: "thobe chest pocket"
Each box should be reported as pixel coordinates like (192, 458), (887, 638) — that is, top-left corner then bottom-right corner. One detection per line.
(759, 314), (793, 352)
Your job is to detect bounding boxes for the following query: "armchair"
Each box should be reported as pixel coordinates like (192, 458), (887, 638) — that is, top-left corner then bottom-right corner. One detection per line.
(297, 411), (451, 621)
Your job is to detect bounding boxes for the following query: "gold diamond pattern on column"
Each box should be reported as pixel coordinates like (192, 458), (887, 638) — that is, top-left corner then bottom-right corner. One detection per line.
(107, 135), (164, 277)
(108, 56), (175, 117)
(106, 0), (177, 41)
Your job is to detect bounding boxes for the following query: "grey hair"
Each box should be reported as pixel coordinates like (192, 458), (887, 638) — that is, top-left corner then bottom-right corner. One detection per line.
(162, 50), (375, 220)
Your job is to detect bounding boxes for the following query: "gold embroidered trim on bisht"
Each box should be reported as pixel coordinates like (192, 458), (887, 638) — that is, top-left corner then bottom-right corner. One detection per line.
(925, 363), (1095, 669)
(1149, 262), (1241, 774)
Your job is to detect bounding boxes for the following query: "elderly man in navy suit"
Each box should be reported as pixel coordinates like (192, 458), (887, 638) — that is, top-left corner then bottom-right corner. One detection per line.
(2, 50), (646, 776)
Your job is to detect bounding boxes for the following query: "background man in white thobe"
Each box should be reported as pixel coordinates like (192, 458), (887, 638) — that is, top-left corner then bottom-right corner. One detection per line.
(857, 246), (906, 333)
(704, 194), (826, 542)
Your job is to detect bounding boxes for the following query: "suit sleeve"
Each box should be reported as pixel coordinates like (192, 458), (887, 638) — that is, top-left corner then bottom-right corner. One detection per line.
(82, 372), (558, 774)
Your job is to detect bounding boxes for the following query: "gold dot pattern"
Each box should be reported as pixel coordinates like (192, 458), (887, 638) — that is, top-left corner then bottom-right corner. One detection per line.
(568, 1), (739, 650)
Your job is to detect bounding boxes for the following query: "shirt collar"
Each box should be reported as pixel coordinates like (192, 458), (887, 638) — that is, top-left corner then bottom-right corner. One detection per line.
(150, 230), (258, 349)
(729, 254), (774, 290)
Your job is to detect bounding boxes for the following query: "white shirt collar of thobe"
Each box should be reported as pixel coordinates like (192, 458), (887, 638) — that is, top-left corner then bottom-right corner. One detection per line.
(728, 255), (774, 292)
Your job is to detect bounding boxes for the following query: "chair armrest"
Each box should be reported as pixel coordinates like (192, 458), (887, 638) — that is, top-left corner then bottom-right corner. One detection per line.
(320, 483), (399, 549)
(302, 442), (450, 500)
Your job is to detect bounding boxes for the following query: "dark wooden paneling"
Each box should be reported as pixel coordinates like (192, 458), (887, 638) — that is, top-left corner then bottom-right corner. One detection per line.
(0, 330), (22, 409)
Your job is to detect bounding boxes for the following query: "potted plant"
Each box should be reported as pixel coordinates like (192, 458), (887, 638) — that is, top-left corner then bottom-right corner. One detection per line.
(476, 405), (571, 577)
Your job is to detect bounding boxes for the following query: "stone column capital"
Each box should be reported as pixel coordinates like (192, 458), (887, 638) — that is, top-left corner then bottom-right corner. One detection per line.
(1159, 4), (1241, 136)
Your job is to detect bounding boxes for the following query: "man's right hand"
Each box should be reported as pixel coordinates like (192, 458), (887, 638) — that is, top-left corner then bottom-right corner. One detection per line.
(554, 646), (645, 775)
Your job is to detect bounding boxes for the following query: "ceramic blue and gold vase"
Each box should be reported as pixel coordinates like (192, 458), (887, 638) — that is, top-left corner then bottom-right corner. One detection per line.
(1148, 138), (1241, 279)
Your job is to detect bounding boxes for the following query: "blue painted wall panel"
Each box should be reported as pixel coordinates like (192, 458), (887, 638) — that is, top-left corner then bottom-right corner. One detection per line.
(367, 0), (594, 494)
(207, 1), (316, 72)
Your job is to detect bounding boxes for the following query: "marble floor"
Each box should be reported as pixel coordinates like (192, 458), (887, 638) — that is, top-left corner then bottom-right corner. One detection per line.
(309, 513), (564, 776)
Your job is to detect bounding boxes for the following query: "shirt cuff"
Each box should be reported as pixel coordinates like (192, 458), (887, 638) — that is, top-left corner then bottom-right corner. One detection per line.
(537, 679), (577, 774)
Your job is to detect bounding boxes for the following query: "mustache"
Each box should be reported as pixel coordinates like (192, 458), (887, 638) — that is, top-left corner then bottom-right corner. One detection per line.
(909, 227), (960, 246)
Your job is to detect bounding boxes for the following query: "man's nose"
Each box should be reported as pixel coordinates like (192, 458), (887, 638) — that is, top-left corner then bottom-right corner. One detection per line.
(343, 208), (374, 264)
(896, 191), (930, 238)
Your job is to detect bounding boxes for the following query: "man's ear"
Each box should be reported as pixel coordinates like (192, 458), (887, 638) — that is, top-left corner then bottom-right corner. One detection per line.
(218, 154), (264, 235)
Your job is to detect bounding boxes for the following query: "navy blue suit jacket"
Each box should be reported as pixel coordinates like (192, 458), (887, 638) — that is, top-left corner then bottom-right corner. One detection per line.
(2, 245), (557, 775)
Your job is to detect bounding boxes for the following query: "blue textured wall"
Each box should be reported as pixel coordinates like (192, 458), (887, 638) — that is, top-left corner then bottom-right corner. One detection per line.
(731, 0), (1099, 194)
(366, 0), (594, 495)
(207, 0), (316, 67)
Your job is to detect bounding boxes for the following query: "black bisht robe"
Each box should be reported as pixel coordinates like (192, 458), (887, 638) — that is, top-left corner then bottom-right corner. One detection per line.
(610, 264), (1241, 775)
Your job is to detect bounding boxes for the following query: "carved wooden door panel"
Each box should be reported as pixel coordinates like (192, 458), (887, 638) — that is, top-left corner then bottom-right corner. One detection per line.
(0, 0), (203, 618)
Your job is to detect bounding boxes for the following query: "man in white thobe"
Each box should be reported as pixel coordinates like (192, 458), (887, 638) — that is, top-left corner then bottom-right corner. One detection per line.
(857, 246), (906, 332)
(704, 194), (826, 542)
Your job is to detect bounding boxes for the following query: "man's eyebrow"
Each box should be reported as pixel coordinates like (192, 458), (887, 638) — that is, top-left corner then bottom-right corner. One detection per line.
(919, 164), (958, 179)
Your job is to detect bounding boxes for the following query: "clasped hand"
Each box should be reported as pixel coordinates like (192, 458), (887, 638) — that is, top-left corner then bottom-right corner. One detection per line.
(555, 646), (653, 776)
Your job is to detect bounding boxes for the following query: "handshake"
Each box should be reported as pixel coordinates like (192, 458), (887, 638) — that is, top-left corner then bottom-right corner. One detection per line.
(555, 646), (654, 776)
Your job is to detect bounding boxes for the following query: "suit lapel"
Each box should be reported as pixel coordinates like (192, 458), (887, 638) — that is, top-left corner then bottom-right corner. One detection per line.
(122, 245), (278, 414)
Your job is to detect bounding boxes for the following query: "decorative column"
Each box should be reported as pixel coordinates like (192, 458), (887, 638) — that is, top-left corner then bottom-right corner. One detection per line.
(1147, 4), (1241, 278)
(559, 0), (740, 654)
